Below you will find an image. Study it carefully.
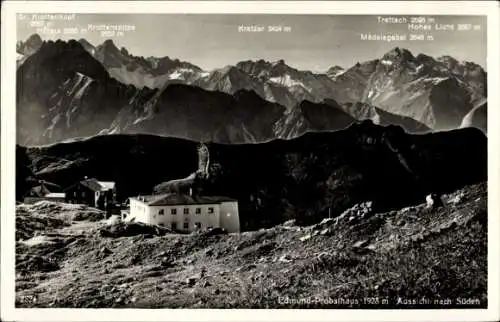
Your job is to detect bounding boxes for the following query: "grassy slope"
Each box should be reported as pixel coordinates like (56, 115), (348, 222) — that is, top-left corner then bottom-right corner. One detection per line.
(15, 182), (487, 309)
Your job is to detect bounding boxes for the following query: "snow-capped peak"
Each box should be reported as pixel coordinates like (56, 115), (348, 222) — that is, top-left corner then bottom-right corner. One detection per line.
(268, 74), (310, 91)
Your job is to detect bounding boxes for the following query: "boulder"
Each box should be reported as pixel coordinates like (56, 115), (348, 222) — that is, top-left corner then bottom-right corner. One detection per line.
(299, 234), (312, 242)
(353, 240), (369, 248)
(186, 276), (198, 286)
(202, 227), (227, 236)
(426, 193), (444, 209)
(337, 201), (374, 224)
(100, 246), (112, 255)
(279, 254), (293, 263)
(319, 228), (332, 236)
(448, 192), (465, 205)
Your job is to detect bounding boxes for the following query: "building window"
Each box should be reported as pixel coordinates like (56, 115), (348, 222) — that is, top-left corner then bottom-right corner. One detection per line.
(195, 208), (201, 214)
(183, 208), (189, 215)
(171, 208), (177, 215)
(195, 222), (201, 229)
(159, 223), (164, 227)
(207, 226), (213, 229)
(208, 207), (214, 214)
(171, 222), (177, 230)
(183, 222), (189, 229)
(82, 191), (86, 198)
(159, 209), (164, 215)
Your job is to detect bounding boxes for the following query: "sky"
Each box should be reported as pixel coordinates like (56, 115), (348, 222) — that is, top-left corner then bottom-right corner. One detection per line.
(17, 14), (487, 72)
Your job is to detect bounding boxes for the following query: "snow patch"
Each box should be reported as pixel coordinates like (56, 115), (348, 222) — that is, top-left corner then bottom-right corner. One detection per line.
(177, 68), (196, 73)
(70, 103), (80, 114)
(62, 78), (71, 86)
(68, 72), (85, 96)
(427, 77), (450, 85)
(168, 71), (184, 80)
(65, 109), (73, 128)
(45, 114), (61, 138)
(168, 68), (198, 80)
(132, 115), (151, 125)
(269, 74), (309, 91)
(108, 127), (120, 134)
(74, 76), (93, 100)
(332, 69), (346, 78)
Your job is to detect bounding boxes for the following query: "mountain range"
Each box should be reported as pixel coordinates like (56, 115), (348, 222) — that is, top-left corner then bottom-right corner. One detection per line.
(16, 34), (487, 146)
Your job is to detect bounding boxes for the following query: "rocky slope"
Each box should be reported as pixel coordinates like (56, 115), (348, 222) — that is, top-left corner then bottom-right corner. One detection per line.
(17, 34), (43, 56)
(106, 86), (286, 144)
(16, 34), (43, 67)
(16, 39), (144, 146)
(18, 121), (487, 230)
(15, 182), (487, 308)
(332, 100), (431, 132)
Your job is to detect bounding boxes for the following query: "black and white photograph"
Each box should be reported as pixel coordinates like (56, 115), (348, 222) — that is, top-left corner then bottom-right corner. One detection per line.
(2, 1), (499, 321)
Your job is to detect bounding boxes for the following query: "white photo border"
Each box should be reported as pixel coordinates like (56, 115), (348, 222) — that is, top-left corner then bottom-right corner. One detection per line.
(2, 1), (499, 321)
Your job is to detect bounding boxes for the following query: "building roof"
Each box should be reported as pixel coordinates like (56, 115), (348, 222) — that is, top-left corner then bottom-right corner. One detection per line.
(131, 193), (237, 206)
(79, 178), (102, 191)
(28, 185), (52, 197)
(68, 178), (115, 192)
(45, 193), (66, 198)
(98, 181), (116, 190)
(28, 181), (62, 197)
